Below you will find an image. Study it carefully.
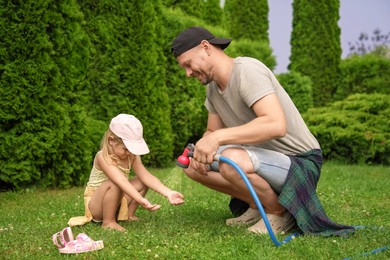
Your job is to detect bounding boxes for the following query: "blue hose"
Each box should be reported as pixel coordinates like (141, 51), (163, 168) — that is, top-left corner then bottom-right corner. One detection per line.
(216, 154), (389, 257)
(184, 151), (388, 255)
(215, 154), (300, 246)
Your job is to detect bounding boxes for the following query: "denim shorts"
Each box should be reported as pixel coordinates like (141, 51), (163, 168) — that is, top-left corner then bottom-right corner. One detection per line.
(209, 145), (291, 193)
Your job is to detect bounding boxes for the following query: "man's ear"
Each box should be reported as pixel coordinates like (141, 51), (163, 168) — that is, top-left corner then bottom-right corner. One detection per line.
(200, 40), (211, 55)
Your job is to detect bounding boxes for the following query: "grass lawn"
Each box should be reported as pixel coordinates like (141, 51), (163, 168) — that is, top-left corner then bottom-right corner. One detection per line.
(0, 161), (389, 259)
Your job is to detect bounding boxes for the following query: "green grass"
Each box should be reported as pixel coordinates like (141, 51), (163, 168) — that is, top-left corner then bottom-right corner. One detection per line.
(0, 162), (389, 259)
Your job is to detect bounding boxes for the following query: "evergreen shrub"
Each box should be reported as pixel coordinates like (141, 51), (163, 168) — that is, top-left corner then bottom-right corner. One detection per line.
(303, 93), (390, 165)
(0, 0), (93, 189)
(223, 0), (269, 43)
(289, 0), (341, 106)
(225, 38), (276, 71)
(161, 8), (208, 156)
(336, 54), (390, 100)
(277, 71), (313, 113)
(79, 0), (173, 167)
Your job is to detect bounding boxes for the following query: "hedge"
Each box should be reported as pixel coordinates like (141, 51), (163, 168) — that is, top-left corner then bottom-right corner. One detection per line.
(0, 0), (93, 189)
(303, 93), (390, 165)
(335, 53), (390, 100)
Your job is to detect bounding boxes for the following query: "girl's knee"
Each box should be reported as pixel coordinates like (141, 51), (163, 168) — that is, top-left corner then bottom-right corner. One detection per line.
(139, 186), (148, 196)
(101, 180), (123, 198)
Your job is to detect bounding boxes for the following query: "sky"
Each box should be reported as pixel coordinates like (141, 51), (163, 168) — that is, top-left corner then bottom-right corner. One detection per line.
(268, 0), (390, 73)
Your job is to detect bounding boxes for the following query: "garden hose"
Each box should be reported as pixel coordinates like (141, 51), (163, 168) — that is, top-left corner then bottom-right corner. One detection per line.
(177, 145), (300, 246)
(177, 144), (389, 255)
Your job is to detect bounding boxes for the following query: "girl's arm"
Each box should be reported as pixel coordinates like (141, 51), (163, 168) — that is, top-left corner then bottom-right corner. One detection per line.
(95, 153), (159, 210)
(132, 156), (184, 204)
(132, 155), (171, 196)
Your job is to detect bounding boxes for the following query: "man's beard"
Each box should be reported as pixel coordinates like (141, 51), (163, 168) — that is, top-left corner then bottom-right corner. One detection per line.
(200, 76), (212, 85)
(194, 71), (212, 85)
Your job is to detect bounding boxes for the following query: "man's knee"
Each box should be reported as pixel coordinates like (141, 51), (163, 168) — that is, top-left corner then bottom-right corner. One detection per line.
(219, 148), (252, 176)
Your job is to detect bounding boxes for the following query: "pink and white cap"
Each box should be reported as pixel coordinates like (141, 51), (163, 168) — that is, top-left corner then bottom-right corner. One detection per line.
(109, 114), (150, 155)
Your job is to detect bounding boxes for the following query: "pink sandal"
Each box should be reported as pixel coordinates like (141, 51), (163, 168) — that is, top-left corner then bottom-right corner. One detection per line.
(52, 227), (104, 254)
(52, 227), (74, 249)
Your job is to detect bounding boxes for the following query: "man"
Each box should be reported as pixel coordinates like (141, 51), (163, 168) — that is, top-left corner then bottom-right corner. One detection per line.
(171, 26), (354, 235)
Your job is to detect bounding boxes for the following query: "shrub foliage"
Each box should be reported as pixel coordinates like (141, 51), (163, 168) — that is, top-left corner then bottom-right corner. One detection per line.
(0, 1), (388, 190)
(289, 0), (341, 106)
(78, 0), (173, 167)
(303, 94), (390, 165)
(224, 0), (269, 43)
(277, 71), (313, 113)
(0, 0), (94, 189)
(335, 53), (390, 100)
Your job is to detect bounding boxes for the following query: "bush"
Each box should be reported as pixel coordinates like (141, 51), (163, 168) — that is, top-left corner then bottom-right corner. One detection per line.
(161, 9), (209, 156)
(303, 93), (390, 165)
(289, 0), (341, 106)
(223, 0), (269, 43)
(225, 38), (276, 70)
(277, 71), (313, 113)
(335, 53), (390, 100)
(0, 0), (94, 189)
(79, 0), (173, 167)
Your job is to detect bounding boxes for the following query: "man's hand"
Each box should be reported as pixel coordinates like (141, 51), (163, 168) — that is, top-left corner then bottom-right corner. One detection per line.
(194, 134), (218, 164)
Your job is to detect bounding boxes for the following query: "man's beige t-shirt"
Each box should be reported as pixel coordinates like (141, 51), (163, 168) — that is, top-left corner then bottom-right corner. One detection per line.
(205, 57), (320, 156)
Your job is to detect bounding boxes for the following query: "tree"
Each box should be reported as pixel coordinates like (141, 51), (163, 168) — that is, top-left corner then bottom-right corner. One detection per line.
(224, 0), (269, 43)
(289, 0), (341, 106)
(0, 0), (93, 189)
(166, 0), (205, 18)
(202, 0), (223, 26)
(79, 0), (173, 167)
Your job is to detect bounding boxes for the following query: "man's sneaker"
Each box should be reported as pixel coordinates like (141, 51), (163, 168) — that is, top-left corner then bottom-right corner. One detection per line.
(248, 210), (295, 234)
(226, 208), (261, 226)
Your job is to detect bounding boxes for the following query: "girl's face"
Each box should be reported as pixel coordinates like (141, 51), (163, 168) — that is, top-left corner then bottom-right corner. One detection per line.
(109, 137), (131, 160)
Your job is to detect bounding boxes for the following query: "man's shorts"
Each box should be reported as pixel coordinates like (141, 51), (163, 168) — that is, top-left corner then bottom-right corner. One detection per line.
(209, 145), (291, 193)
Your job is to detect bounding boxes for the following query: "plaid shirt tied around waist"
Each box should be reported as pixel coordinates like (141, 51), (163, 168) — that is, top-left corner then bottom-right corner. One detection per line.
(279, 149), (355, 236)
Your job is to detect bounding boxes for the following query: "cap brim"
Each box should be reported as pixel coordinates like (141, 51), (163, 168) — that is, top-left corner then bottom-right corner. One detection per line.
(123, 140), (150, 155)
(209, 38), (232, 50)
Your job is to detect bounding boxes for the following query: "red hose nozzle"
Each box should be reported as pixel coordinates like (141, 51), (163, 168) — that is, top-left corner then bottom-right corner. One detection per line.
(176, 144), (194, 168)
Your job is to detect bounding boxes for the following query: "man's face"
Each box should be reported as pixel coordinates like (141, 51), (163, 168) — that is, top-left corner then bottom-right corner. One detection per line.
(176, 44), (212, 85)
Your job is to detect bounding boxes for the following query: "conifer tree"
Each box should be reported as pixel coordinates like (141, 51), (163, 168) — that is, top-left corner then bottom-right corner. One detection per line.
(167, 0), (205, 18)
(0, 0), (92, 188)
(79, 0), (173, 167)
(224, 0), (269, 43)
(203, 0), (223, 26)
(289, 0), (341, 106)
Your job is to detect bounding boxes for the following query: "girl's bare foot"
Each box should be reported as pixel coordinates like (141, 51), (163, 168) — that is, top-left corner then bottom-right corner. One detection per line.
(102, 222), (126, 232)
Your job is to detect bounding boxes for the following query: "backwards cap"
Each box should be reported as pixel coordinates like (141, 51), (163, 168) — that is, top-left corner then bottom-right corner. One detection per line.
(171, 26), (231, 58)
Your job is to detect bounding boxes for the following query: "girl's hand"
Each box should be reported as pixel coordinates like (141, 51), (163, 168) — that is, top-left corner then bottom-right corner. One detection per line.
(167, 191), (185, 205)
(139, 198), (161, 211)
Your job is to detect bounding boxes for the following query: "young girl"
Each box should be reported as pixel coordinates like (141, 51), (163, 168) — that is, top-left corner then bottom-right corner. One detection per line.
(68, 114), (184, 231)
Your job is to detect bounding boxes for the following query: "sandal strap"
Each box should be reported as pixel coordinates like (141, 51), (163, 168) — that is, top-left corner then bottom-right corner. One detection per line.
(51, 227), (74, 249)
(60, 227), (74, 244)
(58, 233), (104, 254)
(52, 232), (64, 249)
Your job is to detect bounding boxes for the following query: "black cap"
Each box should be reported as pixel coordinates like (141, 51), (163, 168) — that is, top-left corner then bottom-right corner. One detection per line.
(171, 26), (232, 58)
